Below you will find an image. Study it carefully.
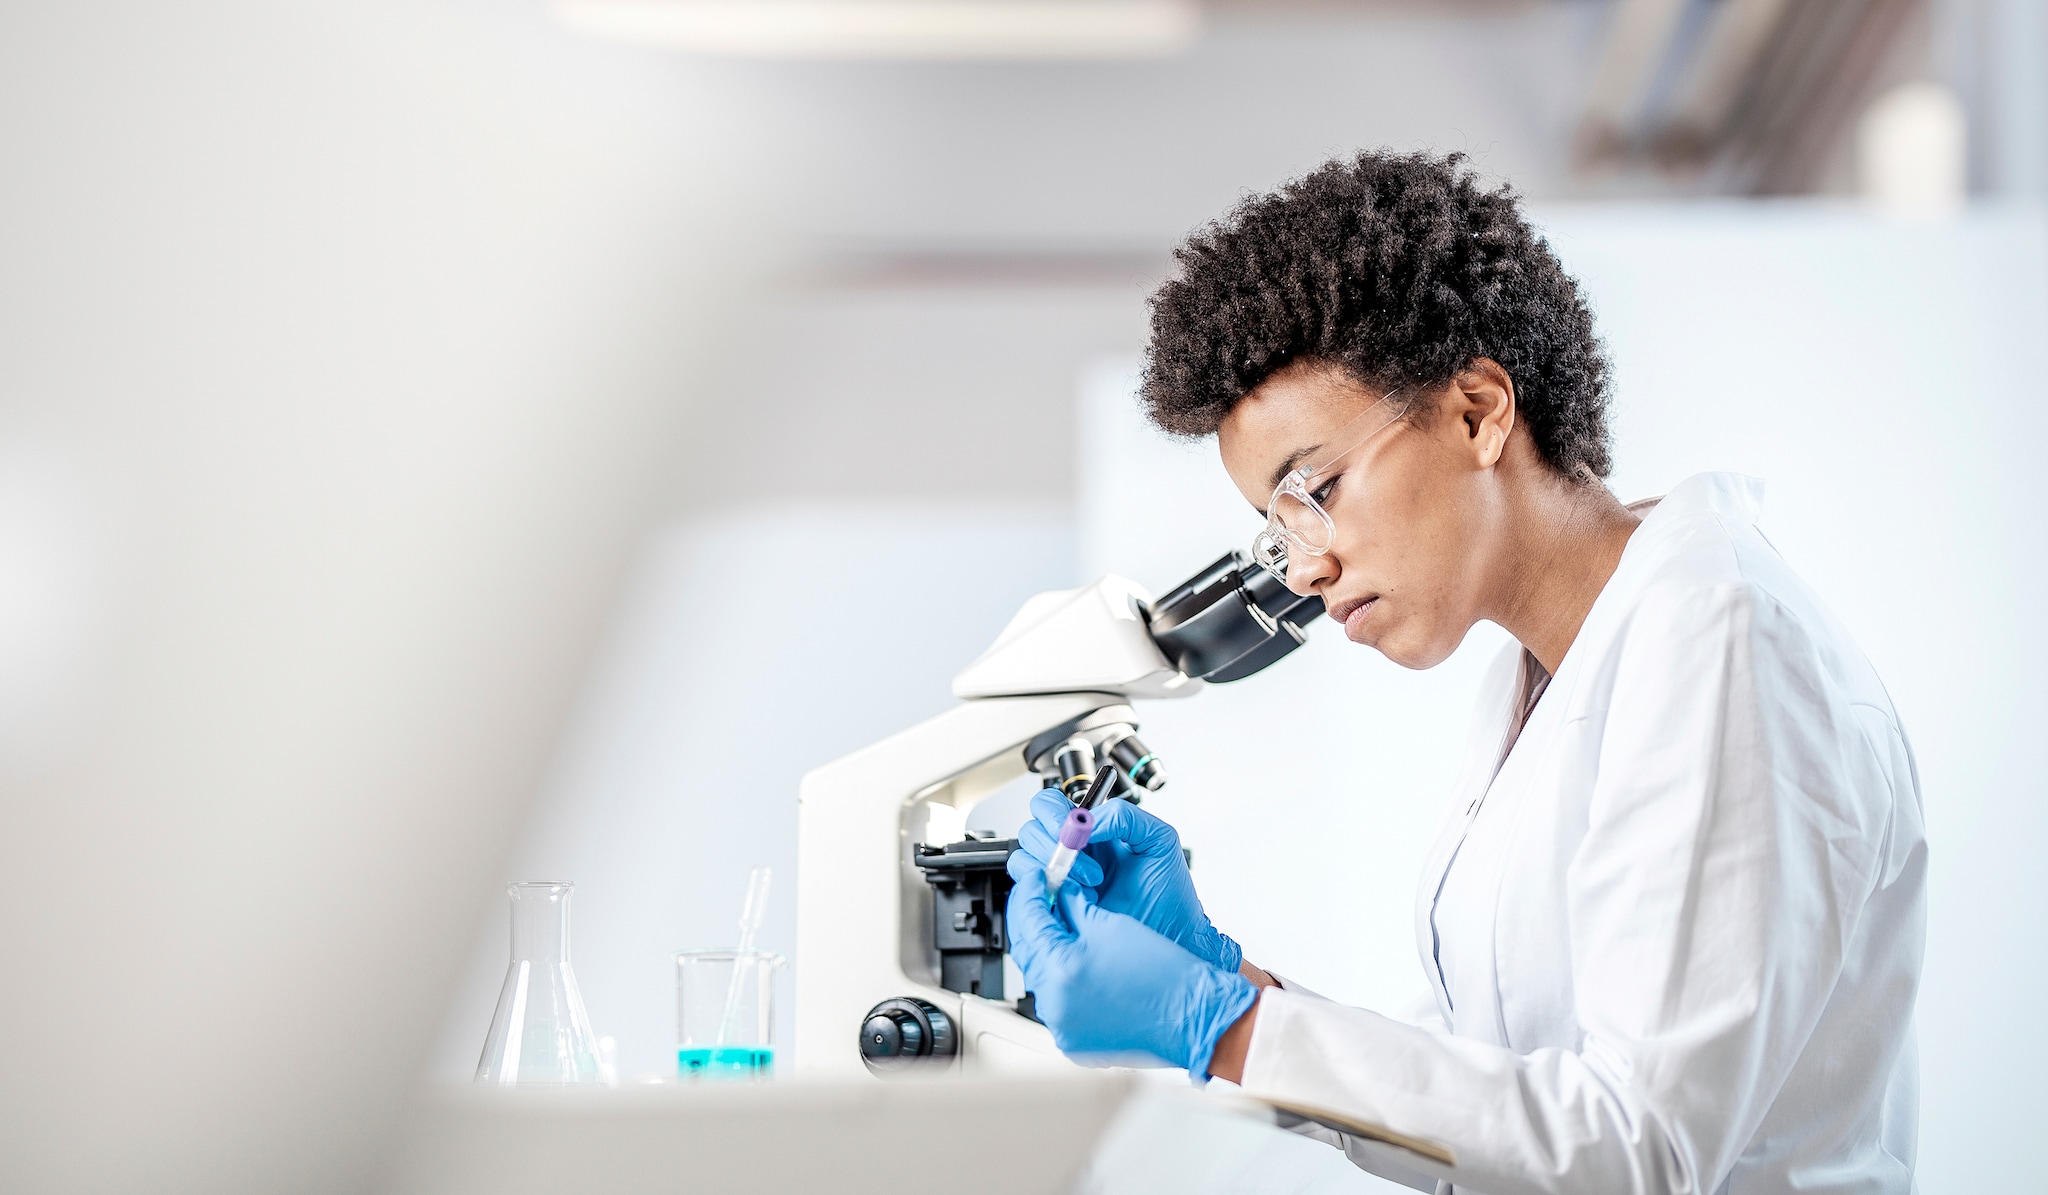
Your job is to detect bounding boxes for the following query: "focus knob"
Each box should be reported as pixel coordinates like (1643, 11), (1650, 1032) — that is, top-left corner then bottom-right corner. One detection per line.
(861, 1011), (922, 1059)
(857, 997), (956, 1075)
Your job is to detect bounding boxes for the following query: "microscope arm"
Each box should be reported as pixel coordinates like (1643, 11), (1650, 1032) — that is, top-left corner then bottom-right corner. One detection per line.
(794, 691), (1120, 1078)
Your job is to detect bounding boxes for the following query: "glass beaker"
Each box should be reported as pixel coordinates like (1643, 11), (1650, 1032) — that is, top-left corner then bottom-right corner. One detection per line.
(475, 881), (603, 1086)
(675, 948), (784, 1081)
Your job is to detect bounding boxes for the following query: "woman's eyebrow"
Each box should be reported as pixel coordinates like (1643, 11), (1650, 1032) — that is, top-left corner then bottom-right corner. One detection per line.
(1266, 443), (1323, 492)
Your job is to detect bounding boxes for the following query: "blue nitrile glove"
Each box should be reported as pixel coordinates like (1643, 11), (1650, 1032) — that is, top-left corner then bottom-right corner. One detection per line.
(1015, 789), (1243, 974)
(1006, 848), (1257, 1077)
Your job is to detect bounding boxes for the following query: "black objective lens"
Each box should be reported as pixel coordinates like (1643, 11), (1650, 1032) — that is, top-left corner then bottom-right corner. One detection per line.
(1108, 733), (1165, 793)
(1053, 737), (1095, 801)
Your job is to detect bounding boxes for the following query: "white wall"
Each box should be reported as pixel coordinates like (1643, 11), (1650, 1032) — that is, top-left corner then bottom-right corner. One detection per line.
(679, 285), (1148, 505)
(0, 2), (771, 1191)
(1080, 203), (2048, 1191)
(728, 2), (1607, 246)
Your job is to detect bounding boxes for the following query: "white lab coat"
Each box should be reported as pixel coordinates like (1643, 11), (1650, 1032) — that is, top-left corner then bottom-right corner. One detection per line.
(1238, 474), (1926, 1195)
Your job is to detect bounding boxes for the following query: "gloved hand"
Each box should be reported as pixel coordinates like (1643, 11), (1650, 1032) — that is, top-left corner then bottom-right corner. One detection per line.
(1006, 848), (1257, 1077)
(1015, 789), (1243, 974)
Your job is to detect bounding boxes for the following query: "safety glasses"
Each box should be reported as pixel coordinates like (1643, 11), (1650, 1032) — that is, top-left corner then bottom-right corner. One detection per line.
(1249, 391), (1410, 583)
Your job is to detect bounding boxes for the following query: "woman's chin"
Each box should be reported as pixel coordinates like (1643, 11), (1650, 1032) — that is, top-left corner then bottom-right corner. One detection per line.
(1357, 620), (1461, 672)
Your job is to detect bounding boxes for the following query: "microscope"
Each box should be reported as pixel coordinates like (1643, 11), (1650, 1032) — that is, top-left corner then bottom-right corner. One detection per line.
(793, 551), (1323, 1078)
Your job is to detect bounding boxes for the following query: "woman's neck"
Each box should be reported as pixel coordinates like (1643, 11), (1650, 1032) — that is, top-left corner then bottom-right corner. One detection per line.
(1487, 473), (1641, 675)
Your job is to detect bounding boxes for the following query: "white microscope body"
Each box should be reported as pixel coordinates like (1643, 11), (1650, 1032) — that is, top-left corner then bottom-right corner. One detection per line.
(794, 553), (1323, 1079)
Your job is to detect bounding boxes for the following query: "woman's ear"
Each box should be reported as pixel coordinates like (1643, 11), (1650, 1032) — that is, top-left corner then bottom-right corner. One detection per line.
(1449, 359), (1516, 469)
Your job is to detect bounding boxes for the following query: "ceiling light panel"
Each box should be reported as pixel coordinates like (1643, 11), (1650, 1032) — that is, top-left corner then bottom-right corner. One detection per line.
(552, 0), (1204, 59)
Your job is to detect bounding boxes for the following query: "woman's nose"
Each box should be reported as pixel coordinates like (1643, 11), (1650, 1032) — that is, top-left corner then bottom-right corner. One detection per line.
(1285, 550), (1336, 597)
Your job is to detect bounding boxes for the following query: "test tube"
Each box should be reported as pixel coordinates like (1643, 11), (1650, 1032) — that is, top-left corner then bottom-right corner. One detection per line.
(1043, 806), (1094, 894)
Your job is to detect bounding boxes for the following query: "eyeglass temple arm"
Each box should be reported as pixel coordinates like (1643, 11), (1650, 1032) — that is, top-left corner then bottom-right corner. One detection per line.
(1291, 390), (1413, 486)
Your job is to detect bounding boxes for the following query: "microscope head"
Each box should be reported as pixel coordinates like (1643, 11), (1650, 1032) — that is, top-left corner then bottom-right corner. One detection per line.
(951, 550), (1324, 702)
(1145, 550), (1324, 684)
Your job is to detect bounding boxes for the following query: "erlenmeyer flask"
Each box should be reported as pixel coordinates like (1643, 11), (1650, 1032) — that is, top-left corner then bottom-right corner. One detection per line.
(474, 881), (603, 1086)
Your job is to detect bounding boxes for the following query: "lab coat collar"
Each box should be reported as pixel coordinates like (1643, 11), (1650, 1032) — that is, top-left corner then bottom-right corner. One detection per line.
(1634, 471), (1765, 529)
(1543, 472), (1767, 715)
(1569, 473), (1764, 640)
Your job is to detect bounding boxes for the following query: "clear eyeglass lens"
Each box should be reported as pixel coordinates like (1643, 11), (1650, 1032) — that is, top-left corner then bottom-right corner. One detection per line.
(1251, 530), (1289, 576)
(1271, 490), (1332, 553)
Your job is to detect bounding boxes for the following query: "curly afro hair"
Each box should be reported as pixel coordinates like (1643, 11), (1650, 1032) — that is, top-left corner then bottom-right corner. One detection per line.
(1141, 150), (1613, 480)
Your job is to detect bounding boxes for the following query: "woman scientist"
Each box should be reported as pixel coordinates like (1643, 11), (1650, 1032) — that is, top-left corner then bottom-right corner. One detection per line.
(1005, 150), (1926, 1195)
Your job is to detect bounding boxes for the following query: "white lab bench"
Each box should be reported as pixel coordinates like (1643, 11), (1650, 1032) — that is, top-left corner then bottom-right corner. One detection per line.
(384, 1072), (1398, 1194)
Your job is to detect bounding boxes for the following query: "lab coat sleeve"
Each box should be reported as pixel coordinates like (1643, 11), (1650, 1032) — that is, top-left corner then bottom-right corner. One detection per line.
(1261, 977), (1446, 1191)
(1268, 973), (1445, 1032)
(1237, 581), (1888, 1195)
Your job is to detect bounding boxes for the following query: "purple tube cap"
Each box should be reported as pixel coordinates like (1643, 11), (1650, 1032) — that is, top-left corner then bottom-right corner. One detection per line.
(1058, 807), (1094, 850)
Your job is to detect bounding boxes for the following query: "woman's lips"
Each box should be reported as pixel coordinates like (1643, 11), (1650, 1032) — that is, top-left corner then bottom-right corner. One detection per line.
(1329, 594), (1380, 639)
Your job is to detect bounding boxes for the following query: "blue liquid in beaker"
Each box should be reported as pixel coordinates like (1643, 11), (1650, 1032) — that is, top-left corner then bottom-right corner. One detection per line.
(677, 1045), (774, 1080)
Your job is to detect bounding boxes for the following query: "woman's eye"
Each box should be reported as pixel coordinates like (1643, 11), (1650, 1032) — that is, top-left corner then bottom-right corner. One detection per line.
(1311, 475), (1339, 505)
